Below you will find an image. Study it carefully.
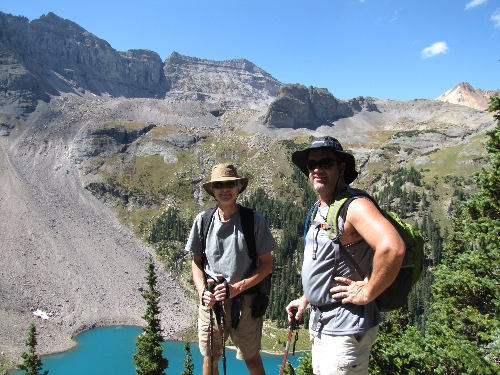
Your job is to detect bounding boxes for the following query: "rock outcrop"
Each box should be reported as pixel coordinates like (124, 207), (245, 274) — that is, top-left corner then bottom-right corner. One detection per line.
(263, 84), (378, 129)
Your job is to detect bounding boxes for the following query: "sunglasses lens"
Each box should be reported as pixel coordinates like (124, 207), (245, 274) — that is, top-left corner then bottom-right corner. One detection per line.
(213, 181), (236, 189)
(307, 159), (338, 170)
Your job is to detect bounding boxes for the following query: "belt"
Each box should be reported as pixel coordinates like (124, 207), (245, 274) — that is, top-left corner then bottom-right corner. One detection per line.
(311, 302), (341, 313)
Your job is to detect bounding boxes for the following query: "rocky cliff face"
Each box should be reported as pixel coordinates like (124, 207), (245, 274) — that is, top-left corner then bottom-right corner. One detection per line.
(163, 51), (281, 107)
(263, 84), (378, 129)
(0, 12), (282, 106)
(0, 12), (167, 98)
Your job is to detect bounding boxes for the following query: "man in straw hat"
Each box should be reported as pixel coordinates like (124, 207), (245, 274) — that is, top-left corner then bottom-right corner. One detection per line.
(186, 163), (277, 375)
(285, 136), (405, 374)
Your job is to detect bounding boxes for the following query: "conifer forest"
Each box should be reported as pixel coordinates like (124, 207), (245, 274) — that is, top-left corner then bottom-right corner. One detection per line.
(144, 98), (500, 373)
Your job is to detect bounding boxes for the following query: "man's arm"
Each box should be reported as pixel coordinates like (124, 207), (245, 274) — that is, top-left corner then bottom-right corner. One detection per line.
(331, 197), (405, 305)
(219, 252), (273, 299)
(192, 254), (209, 305)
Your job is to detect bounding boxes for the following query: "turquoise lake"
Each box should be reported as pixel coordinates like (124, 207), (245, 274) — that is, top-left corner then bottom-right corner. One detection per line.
(11, 325), (304, 374)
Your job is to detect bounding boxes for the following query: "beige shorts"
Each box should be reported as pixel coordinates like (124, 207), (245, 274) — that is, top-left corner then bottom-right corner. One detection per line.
(310, 325), (379, 375)
(198, 293), (263, 360)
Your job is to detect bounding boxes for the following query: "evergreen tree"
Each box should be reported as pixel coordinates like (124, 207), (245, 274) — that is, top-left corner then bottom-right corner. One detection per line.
(371, 97), (500, 374)
(423, 96), (500, 374)
(295, 352), (313, 375)
(282, 361), (295, 375)
(181, 342), (194, 375)
(370, 316), (427, 374)
(133, 257), (169, 375)
(18, 324), (48, 375)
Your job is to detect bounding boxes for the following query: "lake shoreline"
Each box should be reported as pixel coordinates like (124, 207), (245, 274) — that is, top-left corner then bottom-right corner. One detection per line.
(6, 326), (306, 375)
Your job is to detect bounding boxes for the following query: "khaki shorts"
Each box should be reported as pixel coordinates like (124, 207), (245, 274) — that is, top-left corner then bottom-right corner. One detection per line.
(310, 325), (379, 375)
(198, 293), (263, 360)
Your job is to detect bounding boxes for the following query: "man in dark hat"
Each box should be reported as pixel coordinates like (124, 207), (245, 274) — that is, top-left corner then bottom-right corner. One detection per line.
(286, 137), (405, 375)
(186, 163), (277, 375)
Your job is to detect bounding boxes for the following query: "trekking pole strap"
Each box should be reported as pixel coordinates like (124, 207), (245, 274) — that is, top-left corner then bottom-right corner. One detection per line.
(292, 330), (299, 355)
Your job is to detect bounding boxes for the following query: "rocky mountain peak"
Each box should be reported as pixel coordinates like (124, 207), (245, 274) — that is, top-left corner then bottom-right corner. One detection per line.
(35, 11), (89, 36)
(436, 82), (498, 110)
(163, 51), (281, 107)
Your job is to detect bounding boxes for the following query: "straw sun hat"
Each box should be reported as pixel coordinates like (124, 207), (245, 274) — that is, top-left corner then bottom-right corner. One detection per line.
(202, 163), (249, 197)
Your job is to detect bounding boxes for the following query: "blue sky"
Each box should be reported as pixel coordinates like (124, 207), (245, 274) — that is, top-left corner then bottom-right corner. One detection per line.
(1, 0), (498, 100)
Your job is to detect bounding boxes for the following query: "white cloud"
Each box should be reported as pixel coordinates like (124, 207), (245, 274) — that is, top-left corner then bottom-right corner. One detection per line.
(492, 8), (500, 28)
(421, 42), (449, 59)
(465, 0), (488, 10)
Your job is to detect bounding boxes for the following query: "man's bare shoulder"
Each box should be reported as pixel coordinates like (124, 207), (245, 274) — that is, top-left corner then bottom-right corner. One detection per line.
(341, 197), (383, 245)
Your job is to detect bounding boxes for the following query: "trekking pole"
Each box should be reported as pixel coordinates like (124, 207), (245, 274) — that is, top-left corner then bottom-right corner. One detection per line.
(216, 274), (227, 375)
(207, 278), (216, 375)
(279, 307), (298, 375)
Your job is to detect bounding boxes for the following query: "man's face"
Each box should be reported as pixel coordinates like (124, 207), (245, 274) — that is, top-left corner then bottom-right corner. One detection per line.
(212, 180), (238, 204)
(307, 149), (345, 195)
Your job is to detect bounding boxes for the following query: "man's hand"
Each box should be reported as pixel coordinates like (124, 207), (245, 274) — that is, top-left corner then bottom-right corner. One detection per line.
(330, 276), (373, 305)
(285, 295), (308, 323)
(202, 278), (229, 306)
(213, 283), (228, 301)
(201, 288), (216, 307)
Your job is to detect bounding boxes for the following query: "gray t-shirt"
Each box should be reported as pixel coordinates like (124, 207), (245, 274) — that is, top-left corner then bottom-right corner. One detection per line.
(302, 200), (381, 336)
(185, 206), (277, 284)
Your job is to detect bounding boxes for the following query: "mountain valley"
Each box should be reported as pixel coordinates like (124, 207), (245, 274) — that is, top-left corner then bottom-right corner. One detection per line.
(0, 11), (497, 369)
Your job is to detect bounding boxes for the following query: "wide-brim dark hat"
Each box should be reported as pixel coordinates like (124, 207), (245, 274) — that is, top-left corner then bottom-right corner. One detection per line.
(292, 136), (358, 184)
(202, 163), (249, 197)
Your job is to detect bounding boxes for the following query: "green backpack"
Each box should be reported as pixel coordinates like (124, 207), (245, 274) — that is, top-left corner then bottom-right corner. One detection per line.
(305, 187), (424, 312)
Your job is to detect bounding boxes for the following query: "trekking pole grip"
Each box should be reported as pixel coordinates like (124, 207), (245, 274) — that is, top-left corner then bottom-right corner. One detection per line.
(207, 278), (215, 292)
(216, 273), (229, 299)
(290, 306), (298, 327)
(207, 278), (216, 302)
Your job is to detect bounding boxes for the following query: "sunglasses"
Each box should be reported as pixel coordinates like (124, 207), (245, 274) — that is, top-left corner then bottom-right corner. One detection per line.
(306, 158), (341, 171)
(212, 181), (237, 189)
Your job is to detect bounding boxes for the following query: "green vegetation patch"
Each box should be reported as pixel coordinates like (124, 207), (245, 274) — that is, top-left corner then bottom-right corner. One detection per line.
(392, 128), (440, 138)
(96, 120), (153, 131)
(413, 133), (487, 181)
(261, 321), (310, 354)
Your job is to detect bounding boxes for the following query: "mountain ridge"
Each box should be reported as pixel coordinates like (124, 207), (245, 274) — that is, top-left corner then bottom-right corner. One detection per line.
(2, 11), (495, 112)
(0, 10), (497, 369)
(0, 11), (282, 106)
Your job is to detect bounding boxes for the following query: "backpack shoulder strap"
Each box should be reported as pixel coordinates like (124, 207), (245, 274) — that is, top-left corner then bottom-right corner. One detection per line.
(200, 207), (217, 259)
(325, 187), (370, 240)
(333, 188), (377, 279)
(303, 200), (320, 247)
(304, 188), (370, 242)
(325, 195), (350, 240)
(238, 204), (256, 267)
